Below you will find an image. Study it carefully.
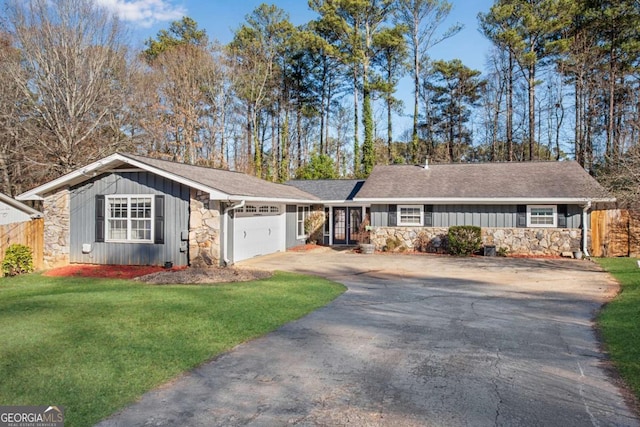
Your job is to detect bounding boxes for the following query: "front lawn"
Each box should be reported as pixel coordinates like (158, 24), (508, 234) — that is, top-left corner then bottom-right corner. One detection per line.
(0, 272), (345, 426)
(596, 257), (640, 400)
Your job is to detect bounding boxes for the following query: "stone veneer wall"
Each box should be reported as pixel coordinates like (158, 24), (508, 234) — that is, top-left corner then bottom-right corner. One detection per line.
(482, 228), (582, 255)
(43, 188), (70, 268)
(371, 227), (449, 253)
(189, 189), (221, 267)
(371, 226), (583, 256)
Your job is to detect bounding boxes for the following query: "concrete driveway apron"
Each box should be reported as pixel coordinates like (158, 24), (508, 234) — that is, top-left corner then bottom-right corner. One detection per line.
(97, 250), (639, 427)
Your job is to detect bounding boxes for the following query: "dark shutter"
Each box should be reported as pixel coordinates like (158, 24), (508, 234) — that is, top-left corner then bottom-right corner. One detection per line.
(95, 195), (105, 242)
(424, 205), (433, 227)
(388, 204), (397, 226)
(154, 195), (165, 244)
(516, 205), (527, 228)
(557, 204), (568, 228)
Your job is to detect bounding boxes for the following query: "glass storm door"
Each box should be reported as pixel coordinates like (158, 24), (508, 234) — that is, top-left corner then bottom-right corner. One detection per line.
(349, 208), (362, 244)
(333, 207), (362, 245)
(333, 208), (347, 244)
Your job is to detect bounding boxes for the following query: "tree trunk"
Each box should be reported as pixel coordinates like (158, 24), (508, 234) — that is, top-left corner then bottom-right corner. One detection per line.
(528, 62), (536, 161)
(507, 51), (514, 161)
(353, 67), (360, 177)
(412, 37), (420, 164)
(296, 109), (302, 170)
(575, 75), (583, 167)
(247, 103), (253, 172)
(607, 51), (616, 162)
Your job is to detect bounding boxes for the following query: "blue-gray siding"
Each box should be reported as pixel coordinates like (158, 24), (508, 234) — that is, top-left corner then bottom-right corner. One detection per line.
(371, 204), (584, 228)
(70, 172), (190, 266)
(285, 205), (305, 248)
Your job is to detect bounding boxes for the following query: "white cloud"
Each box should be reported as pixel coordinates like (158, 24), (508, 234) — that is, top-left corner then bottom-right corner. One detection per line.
(95, 0), (186, 28)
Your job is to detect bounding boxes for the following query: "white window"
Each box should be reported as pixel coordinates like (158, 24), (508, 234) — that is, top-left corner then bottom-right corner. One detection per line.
(527, 205), (557, 227)
(297, 206), (310, 238)
(237, 204), (280, 216)
(398, 205), (424, 226)
(106, 195), (153, 242)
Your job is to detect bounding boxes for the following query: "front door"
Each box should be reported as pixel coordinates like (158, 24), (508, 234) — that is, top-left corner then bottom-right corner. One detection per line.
(333, 207), (362, 245)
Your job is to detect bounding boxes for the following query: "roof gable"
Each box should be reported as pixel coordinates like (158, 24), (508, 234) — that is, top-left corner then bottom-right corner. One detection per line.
(17, 153), (316, 202)
(355, 162), (613, 202)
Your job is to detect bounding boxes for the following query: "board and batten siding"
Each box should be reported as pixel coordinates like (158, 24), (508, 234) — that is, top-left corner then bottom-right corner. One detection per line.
(70, 172), (190, 266)
(370, 204), (583, 228)
(285, 205), (305, 248)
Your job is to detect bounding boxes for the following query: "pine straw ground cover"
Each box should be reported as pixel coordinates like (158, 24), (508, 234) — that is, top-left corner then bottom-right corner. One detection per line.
(0, 272), (345, 426)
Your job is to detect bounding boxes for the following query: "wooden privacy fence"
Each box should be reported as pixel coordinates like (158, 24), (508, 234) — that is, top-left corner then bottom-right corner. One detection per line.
(0, 218), (44, 270)
(591, 209), (640, 257)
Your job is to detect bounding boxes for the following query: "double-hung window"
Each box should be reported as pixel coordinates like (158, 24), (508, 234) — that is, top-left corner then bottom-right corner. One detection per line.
(527, 205), (557, 227)
(398, 205), (424, 226)
(106, 195), (153, 242)
(297, 206), (310, 238)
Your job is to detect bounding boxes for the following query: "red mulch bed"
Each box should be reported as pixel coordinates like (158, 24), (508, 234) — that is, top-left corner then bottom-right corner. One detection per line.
(289, 244), (324, 252)
(44, 264), (184, 279)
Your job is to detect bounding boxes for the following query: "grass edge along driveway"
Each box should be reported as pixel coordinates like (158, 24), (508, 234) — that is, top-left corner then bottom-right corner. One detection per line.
(597, 257), (640, 404)
(0, 271), (345, 427)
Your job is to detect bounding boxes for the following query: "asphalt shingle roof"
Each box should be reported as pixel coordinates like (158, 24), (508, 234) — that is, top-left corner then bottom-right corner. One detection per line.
(286, 180), (365, 201)
(355, 161), (612, 200)
(121, 153), (317, 201)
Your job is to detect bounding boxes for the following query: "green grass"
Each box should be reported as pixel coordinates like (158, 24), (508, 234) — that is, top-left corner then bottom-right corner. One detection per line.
(596, 257), (640, 399)
(0, 272), (345, 426)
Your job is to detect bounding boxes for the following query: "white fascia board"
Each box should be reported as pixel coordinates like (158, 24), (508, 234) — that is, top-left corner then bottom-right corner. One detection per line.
(224, 195), (319, 204)
(0, 193), (42, 216)
(16, 153), (231, 201)
(319, 200), (371, 206)
(17, 153), (124, 200)
(353, 197), (616, 204)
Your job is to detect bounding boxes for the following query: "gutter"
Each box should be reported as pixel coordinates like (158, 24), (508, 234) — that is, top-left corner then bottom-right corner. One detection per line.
(222, 200), (245, 266)
(582, 201), (592, 257)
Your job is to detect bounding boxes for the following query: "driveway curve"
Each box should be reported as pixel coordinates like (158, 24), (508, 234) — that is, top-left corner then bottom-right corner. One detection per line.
(98, 250), (639, 427)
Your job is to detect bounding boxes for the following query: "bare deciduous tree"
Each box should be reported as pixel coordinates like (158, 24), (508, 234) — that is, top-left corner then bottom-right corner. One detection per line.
(1, 0), (130, 175)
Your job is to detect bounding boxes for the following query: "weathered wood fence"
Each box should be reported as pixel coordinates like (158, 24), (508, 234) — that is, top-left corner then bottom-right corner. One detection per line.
(0, 218), (44, 270)
(591, 209), (640, 257)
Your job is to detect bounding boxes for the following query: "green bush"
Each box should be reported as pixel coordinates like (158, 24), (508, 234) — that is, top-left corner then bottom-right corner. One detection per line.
(2, 244), (34, 277)
(447, 226), (482, 256)
(384, 236), (403, 252)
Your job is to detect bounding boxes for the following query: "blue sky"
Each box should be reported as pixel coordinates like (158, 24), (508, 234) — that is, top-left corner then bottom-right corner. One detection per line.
(100, 0), (495, 71)
(98, 0), (496, 135)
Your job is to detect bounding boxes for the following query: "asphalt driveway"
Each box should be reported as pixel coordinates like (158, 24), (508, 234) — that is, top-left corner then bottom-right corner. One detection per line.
(98, 250), (639, 426)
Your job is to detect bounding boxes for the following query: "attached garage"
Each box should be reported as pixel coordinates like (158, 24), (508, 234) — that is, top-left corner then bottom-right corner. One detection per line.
(17, 153), (317, 268)
(232, 204), (285, 263)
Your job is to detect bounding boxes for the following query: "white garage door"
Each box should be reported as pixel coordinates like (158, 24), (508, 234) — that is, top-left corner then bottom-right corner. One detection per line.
(233, 204), (285, 263)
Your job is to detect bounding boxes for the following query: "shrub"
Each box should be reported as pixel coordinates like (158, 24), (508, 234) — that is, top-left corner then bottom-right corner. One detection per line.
(384, 236), (403, 252)
(414, 232), (448, 253)
(447, 226), (482, 256)
(497, 246), (509, 257)
(414, 232), (430, 252)
(2, 244), (34, 277)
(304, 211), (325, 244)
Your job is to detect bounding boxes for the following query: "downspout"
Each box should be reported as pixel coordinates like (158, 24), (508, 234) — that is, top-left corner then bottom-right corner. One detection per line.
(222, 200), (245, 266)
(582, 201), (592, 257)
